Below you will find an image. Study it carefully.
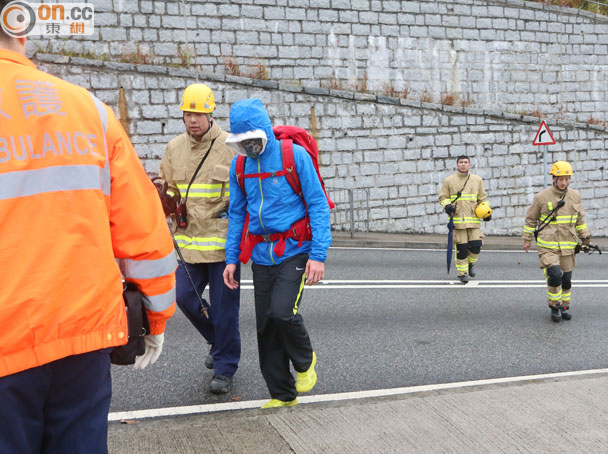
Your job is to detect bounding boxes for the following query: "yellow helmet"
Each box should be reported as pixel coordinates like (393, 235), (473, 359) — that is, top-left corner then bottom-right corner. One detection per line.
(475, 201), (492, 219)
(550, 161), (572, 177)
(180, 83), (216, 113)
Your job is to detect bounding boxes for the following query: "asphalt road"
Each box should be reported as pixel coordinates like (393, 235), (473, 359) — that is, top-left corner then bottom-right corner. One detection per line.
(110, 247), (608, 412)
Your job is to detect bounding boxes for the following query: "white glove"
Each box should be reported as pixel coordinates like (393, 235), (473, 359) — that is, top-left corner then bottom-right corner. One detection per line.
(133, 333), (164, 370)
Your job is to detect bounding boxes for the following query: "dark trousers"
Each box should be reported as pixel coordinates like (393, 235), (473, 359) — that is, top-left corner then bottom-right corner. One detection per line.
(176, 261), (241, 377)
(0, 349), (112, 454)
(252, 253), (314, 401)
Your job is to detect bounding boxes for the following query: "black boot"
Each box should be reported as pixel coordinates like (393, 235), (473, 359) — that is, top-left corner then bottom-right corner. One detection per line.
(210, 375), (233, 394)
(550, 306), (561, 323)
(204, 344), (214, 370)
(468, 264), (476, 277)
(561, 305), (572, 320)
(458, 274), (469, 284)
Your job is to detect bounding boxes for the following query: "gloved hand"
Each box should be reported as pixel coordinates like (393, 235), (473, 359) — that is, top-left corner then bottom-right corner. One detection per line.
(483, 214), (492, 222)
(152, 178), (180, 216)
(444, 204), (455, 216)
(582, 236), (591, 246)
(156, 182), (180, 216)
(133, 333), (164, 370)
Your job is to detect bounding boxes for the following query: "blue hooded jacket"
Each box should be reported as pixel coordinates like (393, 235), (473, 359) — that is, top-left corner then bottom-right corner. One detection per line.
(225, 98), (332, 266)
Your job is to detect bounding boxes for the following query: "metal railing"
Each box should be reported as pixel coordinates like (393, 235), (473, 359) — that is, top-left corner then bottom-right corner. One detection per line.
(327, 188), (370, 237)
(586, 0), (608, 15)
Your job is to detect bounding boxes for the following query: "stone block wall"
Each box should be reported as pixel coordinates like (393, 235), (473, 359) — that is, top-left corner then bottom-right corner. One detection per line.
(36, 55), (608, 236)
(29, 0), (608, 124)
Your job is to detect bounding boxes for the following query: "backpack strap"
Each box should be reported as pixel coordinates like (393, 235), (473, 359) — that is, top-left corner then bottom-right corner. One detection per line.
(235, 155), (246, 195)
(235, 153), (290, 197)
(281, 139), (304, 205)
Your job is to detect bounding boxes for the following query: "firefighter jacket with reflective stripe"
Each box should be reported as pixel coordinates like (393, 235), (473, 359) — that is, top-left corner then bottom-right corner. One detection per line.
(0, 49), (176, 377)
(439, 172), (487, 229)
(522, 185), (589, 254)
(160, 122), (235, 263)
(225, 98), (332, 266)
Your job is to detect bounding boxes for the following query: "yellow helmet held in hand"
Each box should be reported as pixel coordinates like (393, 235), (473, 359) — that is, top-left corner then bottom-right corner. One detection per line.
(475, 201), (492, 219)
(180, 83), (216, 113)
(550, 161), (572, 177)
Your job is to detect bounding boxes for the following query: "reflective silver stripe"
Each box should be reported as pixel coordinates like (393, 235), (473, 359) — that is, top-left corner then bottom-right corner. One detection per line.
(88, 92), (111, 196)
(0, 165), (109, 200)
(119, 250), (177, 280)
(89, 93), (107, 132)
(142, 287), (176, 312)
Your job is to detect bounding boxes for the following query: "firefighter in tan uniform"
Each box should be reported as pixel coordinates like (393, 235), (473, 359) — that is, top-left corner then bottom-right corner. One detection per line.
(439, 156), (492, 283)
(159, 84), (240, 394)
(522, 161), (590, 322)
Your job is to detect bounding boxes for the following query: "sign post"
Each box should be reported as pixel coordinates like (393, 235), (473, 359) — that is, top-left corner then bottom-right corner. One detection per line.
(532, 120), (556, 187)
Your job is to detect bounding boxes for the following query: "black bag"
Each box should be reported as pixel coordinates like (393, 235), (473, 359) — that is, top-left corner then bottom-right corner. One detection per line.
(110, 282), (151, 365)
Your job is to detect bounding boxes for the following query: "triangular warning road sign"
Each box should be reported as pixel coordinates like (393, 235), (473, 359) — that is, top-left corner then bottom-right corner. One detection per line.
(532, 121), (556, 146)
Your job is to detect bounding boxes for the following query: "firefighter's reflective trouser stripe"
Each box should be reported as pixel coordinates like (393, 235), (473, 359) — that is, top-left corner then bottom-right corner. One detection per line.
(454, 228), (482, 276)
(251, 253), (314, 402)
(456, 252), (479, 275)
(547, 286), (562, 308)
(456, 261), (469, 275)
(539, 251), (575, 308)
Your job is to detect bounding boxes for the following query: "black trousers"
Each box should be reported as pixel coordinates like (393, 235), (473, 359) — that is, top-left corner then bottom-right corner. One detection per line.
(0, 349), (112, 454)
(252, 253), (314, 401)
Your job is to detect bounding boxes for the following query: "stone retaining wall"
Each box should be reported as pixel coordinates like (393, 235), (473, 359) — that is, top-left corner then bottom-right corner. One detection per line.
(29, 0), (608, 124)
(37, 55), (608, 236)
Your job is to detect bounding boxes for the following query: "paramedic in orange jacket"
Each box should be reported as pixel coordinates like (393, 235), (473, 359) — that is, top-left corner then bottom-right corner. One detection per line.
(0, 17), (176, 454)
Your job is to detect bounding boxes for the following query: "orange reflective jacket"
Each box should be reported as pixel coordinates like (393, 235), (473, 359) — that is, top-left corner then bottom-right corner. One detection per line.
(0, 49), (177, 377)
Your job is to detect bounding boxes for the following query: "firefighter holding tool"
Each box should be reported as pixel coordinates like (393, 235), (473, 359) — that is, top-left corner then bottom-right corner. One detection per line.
(158, 83), (240, 394)
(439, 155), (492, 283)
(523, 161), (591, 322)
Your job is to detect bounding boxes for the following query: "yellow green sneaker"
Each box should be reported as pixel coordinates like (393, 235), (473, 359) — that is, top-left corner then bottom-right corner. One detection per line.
(260, 398), (298, 409)
(296, 352), (317, 393)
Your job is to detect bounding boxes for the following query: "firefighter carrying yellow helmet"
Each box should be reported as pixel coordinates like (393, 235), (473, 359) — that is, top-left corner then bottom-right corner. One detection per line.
(475, 201), (492, 219)
(180, 83), (216, 114)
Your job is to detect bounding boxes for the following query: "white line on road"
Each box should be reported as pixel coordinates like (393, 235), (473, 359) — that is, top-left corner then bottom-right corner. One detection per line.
(108, 368), (608, 421)
(330, 246), (531, 253)
(235, 279), (608, 289)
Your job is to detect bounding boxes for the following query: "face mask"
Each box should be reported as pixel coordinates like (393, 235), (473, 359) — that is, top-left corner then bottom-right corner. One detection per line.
(242, 138), (264, 158)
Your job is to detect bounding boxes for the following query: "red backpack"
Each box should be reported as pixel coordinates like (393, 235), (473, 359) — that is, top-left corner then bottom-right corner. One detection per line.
(235, 125), (334, 208)
(234, 125), (334, 263)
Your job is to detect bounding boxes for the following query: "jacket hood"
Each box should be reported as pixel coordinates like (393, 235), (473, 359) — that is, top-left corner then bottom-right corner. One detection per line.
(228, 98), (277, 154)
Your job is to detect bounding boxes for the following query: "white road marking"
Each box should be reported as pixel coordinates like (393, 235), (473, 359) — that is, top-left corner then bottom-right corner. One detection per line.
(235, 279), (608, 290)
(108, 368), (608, 421)
(330, 246), (532, 253)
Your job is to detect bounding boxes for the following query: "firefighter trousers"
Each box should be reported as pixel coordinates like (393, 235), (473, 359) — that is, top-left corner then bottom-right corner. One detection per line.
(176, 260), (241, 377)
(539, 249), (575, 308)
(252, 253), (314, 402)
(454, 228), (483, 276)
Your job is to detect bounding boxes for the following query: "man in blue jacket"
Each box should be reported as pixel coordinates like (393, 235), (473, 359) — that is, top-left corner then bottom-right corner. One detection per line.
(222, 98), (331, 409)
